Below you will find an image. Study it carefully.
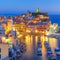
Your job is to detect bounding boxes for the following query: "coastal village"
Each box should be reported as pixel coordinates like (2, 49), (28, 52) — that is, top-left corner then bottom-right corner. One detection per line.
(0, 8), (59, 60)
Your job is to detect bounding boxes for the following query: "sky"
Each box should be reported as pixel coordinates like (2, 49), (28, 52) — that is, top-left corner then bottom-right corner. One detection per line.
(0, 0), (60, 14)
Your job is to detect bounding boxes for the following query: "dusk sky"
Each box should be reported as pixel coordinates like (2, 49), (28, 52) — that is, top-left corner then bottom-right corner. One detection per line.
(0, 0), (60, 14)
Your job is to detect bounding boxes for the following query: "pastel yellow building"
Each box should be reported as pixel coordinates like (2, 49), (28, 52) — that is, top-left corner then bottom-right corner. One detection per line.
(5, 19), (13, 35)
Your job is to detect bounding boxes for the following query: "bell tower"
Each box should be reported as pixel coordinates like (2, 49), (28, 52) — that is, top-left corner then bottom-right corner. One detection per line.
(36, 8), (40, 13)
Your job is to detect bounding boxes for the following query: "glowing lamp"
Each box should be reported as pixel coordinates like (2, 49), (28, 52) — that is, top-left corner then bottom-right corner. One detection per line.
(6, 38), (11, 43)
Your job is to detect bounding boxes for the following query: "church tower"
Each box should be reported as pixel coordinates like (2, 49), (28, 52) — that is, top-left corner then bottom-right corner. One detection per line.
(36, 8), (40, 13)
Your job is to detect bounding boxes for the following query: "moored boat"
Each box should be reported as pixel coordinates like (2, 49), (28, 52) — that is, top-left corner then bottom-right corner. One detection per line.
(54, 47), (60, 56)
(48, 54), (56, 60)
(37, 48), (42, 56)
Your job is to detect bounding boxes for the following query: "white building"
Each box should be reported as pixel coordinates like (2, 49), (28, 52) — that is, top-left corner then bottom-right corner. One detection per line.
(49, 23), (59, 33)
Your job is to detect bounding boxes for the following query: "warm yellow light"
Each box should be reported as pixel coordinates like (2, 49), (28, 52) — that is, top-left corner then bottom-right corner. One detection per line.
(50, 24), (53, 28)
(6, 38), (11, 43)
(26, 29), (31, 33)
(17, 34), (23, 38)
(5, 27), (11, 35)
(5, 20), (12, 35)
(2, 37), (6, 40)
(46, 32), (49, 35)
(35, 30), (38, 33)
(35, 36), (38, 40)
(41, 35), (46, 42)
(13, 27), (16, 31)
(25, 35), (30, 43)
(17, 32), (20, 35)
(2, 37), (6, 43)
(26, 35), (30, 40)
(42, 31), (44, 33)
(45, 36), (48, 41)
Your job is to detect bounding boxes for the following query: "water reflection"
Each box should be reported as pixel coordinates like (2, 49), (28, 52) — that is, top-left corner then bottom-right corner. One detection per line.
(25, 35), (33, 58)
(35, 36), (38, 47)
(49, 38), (57, 48)
(21, 35), (58, 60)
(49, 38), (58, 54)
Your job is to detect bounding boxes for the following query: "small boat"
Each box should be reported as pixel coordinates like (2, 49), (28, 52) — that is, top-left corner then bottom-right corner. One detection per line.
(44, 41), (50, 48)
(16, 50), (22, 57)
(47, 49), (53, 55)
(37, 43), (42, 48)
(54, 47), (60, 56)
(48, 54), (56, 60)
(55, 47), (60, 51)
(37, 48), (42, 56)
(20, 43), (26, 53)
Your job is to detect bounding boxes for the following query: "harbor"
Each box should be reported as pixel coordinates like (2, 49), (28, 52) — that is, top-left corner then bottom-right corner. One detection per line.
(4, 35), (60, 60)
(0, 8), (59, 60)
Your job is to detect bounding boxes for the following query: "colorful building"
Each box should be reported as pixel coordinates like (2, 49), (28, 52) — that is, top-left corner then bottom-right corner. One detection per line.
(0, 43), (9, 60)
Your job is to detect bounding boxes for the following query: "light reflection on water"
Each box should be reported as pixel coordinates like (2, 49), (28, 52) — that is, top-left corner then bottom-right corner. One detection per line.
(49, 38), (58, 54)
(21, 35), (58, 60)
(25, 35), (33, 57)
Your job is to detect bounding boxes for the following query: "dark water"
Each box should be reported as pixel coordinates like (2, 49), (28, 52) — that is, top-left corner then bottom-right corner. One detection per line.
(19, 35), (60, 60)
(49, 15), (60, 26)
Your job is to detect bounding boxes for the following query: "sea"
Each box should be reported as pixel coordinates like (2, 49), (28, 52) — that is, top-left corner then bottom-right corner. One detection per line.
(49, 15), (60, 26)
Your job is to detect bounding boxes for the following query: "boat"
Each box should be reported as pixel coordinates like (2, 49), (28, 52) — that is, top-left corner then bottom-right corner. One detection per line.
(20, 42), (26, 53)
(9, 48), (16, 60)
(37, 41), (42, 48)
(54, 47), (60, 56)
(48, 54), (56, 60)
(47, 49), (56, 60)
(47, 48), (53, 55)
(37, 48), (42, 56)
(55, 47), (60, 51)
(44, 41), (50, 48)
(16, 50), (22, 57)
(47, 50), (52, 55)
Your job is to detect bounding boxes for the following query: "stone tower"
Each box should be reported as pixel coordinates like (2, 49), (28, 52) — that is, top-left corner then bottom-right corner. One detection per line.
(36, 8), (40, 13)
